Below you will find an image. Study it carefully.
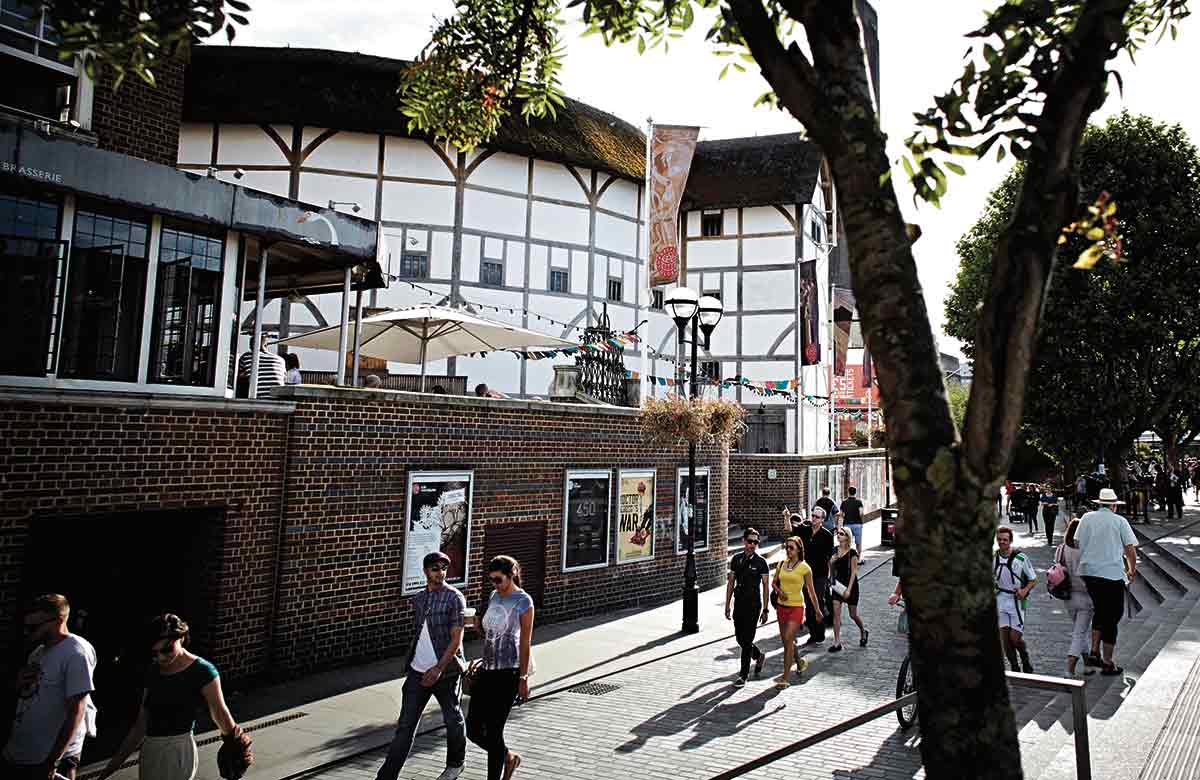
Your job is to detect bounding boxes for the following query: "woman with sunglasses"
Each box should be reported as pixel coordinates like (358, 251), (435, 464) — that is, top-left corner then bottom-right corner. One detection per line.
(829, 527), (869, 652)
(99, 614), (248, 780)
(468, 556), (533, 780)
(770, 536), (823, 688)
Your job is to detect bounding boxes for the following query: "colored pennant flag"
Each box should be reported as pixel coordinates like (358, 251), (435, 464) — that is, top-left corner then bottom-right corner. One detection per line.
(862, 341), (874, 388)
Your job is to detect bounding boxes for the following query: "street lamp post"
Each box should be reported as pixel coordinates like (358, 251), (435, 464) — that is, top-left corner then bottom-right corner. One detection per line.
(666, 287), (724, 634)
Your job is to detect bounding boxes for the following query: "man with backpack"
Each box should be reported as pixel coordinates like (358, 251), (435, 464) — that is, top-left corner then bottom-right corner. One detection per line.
(995, 526), (1038, 673)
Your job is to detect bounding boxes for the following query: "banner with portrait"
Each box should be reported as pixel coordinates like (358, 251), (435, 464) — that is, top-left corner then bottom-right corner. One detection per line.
(617, 470), (657, 564)
(833, 287), (855, 376)
(563, 470), (612, 571)
(676, 467), (710, 554)
(403, 471), (473, 595)
(799, 260), (822, 366)
(648, 125), (700, 287)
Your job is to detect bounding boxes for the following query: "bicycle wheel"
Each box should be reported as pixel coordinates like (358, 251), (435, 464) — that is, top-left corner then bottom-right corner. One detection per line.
(896, 655), (918, 729)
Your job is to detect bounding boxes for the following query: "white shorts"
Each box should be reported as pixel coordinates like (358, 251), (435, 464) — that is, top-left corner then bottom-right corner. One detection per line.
(999, 608), (1024, 632)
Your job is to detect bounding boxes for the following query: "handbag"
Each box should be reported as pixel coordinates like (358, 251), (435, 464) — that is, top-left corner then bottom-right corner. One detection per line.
(1045, 544), (1072, 600)
(896, 609), (909, 635)
(832, 580), (849, 598)
(460, 658), (483, 697)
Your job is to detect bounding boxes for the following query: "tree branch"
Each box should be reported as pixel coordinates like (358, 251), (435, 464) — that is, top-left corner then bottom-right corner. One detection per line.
(963, 0), (1136, 482)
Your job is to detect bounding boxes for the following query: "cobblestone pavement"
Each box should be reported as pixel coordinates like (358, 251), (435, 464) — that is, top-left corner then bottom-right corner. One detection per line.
(300, 525), (1105, 780)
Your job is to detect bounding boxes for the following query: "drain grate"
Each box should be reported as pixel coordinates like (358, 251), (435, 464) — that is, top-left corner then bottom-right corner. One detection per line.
(570, 682), (620, 696)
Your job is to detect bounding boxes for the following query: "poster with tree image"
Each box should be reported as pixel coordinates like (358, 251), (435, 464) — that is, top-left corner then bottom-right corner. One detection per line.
(563, 470), (611, 571)
(403, 471), (473, 594)
(617, 470), (656, 564)
(676, 467), (710, 554)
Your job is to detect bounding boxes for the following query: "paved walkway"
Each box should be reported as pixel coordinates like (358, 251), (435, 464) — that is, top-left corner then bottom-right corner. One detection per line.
(83, 500), (1200, 780)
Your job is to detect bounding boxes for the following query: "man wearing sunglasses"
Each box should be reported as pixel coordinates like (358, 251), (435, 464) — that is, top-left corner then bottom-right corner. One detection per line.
(376, 551), (468, 780)
(2, 593), (97, 780)
(725, 528), (770, 687)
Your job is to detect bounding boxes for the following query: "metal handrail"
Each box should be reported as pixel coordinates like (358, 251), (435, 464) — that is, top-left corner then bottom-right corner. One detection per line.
(707, 671), (1090, 780)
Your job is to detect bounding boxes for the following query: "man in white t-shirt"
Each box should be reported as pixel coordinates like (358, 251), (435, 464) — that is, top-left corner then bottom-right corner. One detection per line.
(1076, 489), (1138, 676)
(3, 593), (97, 780)
(994, 526), (1038, 673)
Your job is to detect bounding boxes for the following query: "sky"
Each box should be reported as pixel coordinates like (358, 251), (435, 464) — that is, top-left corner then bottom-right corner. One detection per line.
(228, 1), (1199, 355)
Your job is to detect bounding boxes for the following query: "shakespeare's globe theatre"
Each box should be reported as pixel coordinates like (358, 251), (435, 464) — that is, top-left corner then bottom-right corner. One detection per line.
(178, 46), (838, 453)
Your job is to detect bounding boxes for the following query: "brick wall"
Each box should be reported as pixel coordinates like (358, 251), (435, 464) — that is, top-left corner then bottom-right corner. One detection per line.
(272, 386), (728, 678)
(729, 451), (886, 539)
(91, 53), (187, 167)
(0, 393), (291, 681)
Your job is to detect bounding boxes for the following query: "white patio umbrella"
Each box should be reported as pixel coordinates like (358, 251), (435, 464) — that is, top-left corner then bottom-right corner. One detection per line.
(274, 305), (577, 391)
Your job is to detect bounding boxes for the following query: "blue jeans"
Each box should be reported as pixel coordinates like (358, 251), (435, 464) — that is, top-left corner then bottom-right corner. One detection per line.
(376, 667), (466, 780)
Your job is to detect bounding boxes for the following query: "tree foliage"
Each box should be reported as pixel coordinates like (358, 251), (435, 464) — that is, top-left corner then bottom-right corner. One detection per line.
(946, 112), (1200, 474)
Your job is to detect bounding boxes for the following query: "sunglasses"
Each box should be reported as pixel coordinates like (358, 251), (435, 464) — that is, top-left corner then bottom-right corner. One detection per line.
(489, 575), (506, 585)
(22, 616), (56, 632)
(745, 538), (760, 545)
(427, 563), (449, 572)
(785, 545), (798, 551)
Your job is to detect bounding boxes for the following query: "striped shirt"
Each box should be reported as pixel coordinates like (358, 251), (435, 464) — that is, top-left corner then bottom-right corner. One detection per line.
(407, 584), (467, 673)
(237, 350), (286, 398)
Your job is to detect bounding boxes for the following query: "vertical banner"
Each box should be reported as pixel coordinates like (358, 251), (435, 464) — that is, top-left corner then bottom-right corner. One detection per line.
(563, 470), (612, 571)
(648, 125), (700, 287)
(617, 470), (657, 564)
(862, 340), (874, 388)
(676, 467), (710, 554)
(799, 260), (821, 366)
(833, 287), (855, 376)
(403, 471), (473, 595)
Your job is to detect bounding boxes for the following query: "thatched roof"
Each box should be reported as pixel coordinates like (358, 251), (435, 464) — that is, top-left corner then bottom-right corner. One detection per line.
(682, 134), (823, 211)
(183, 46), (645, 180)
(183, 47), (823, 208)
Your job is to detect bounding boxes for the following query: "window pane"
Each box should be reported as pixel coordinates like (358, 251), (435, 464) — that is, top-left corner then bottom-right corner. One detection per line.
(0, 233), (63, 376)
(150, 225), (224, 386)
(481, 260), (503, 287)
(550, 269), (568, 293)
(607, 278), (622, 302)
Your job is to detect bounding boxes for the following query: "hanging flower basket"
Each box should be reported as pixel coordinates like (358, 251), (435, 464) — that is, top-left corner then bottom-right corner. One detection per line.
(641, 395), (747, 448)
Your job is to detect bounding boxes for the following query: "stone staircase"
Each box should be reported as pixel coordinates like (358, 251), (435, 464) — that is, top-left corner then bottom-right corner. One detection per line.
(1002, 514), (1200, 780)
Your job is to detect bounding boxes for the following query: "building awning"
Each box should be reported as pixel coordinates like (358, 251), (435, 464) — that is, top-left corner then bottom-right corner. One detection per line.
(0, 118), (385, 295)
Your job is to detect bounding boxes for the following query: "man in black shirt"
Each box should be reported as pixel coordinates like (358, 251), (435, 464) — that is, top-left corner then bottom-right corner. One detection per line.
(814, 488), (840, 531)
(840, 486), (865, 551)
(725, 527), (769, 687)
(797, 508), (834, 645)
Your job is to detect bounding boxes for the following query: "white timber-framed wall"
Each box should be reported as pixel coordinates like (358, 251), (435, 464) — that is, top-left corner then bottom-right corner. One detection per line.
(178, 123), (836, 454)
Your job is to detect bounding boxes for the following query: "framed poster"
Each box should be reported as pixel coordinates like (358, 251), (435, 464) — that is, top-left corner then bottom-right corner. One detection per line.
(403, 471), (473, 595)
(563, 469), (612, 572)
(676, 467), (710, 554)
(617, 470), (657, 564)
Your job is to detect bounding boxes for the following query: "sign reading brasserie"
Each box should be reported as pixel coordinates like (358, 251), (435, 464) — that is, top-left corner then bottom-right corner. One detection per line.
(403, 471), (473, 594)
(0, 161), (64, 185)
(563, 470), (611, 571)
(617, 470), (656, 564)
(676, 467), (710, 554)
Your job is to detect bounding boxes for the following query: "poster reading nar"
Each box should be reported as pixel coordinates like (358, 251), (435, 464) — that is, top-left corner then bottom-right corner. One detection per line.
(563, 470), (612, 571)
(617, 470), (657, 564)
(403, 471), (473, 594)
(676, 467), (710, 554)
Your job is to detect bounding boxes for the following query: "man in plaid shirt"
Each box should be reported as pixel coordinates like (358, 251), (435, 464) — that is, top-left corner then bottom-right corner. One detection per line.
(376, 551), (468, 780)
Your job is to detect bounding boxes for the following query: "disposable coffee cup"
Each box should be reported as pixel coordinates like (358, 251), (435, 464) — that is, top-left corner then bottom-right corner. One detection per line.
(464, 607), (478, 628)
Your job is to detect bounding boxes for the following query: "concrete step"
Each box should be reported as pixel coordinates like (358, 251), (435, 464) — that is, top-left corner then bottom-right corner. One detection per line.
(1135, 541), (1192, 597)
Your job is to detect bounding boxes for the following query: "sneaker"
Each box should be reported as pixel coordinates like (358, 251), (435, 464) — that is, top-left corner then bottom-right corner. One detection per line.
(733, 676), (747, 688)
(803, 636), (823, 646)
(437, 768), (465, 780)
(754, 650), (765, 678)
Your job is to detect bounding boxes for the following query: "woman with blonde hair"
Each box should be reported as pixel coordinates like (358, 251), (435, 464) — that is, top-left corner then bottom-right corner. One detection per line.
(829, 527), (869, 651)
(770, 536), (823, 688)
(1062, 517), (1099, 676)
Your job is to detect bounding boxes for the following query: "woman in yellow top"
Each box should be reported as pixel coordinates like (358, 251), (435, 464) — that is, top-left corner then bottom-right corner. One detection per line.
(771, 536), (824, 688)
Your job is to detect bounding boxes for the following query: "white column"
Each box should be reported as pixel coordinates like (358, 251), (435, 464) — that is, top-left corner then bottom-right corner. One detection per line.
(335, 267), (352, 386)
(249, 247), (268, 399)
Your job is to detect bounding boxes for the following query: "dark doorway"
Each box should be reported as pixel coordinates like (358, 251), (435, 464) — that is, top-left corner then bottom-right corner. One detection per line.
(483, 522), (546, 610)
(13, 508), (225, 762)
(741, 406), (787, 453)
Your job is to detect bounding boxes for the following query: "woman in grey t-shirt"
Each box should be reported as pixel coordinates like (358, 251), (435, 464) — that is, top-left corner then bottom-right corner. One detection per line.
(468, 555), (534, 780)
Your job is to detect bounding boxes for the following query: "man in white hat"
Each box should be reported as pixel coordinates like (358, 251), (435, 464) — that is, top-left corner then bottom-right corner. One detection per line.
(1075, 488), (1137, 676)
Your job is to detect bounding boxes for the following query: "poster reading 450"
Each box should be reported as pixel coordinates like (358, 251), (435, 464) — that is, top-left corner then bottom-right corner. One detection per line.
(563, 470), (611, 572)
(676, 467), (710, 555)
(403, 471), (473, 595)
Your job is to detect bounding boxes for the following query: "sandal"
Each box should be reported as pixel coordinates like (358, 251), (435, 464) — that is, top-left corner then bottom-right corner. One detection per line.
(503, 752), (522, 780)
(828, 644), (843, 653)
(1100, 663), (1124, 677)
(860, 629), (870, 648)
(775, 679), (791, 689)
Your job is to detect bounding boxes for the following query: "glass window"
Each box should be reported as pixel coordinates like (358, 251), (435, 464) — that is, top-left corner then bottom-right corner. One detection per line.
(650, 289), (664, 310)
(481, 259), (503, 287)
(700, 360), (721, 381)
(58, 203), (150, 381)
(0, 188), (63, 376)
(701, 212), (723, 237)
(549, 269), (569, 293)
(149, 223), (225, 386)
(607, 277), (622, 302)
(399, 252), (429, 279)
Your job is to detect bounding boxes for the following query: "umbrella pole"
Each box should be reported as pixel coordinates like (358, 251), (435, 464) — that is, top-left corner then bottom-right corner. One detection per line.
(419, 318), (428, 392)
(351, 288), (364, 386)
(335, 267), (352, 386)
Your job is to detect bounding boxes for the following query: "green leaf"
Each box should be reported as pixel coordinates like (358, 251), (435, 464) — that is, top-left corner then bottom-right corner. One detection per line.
(1073, 244), (1105, 270)
(637, 35), (645, 54)
(945, 161), (966, 176)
